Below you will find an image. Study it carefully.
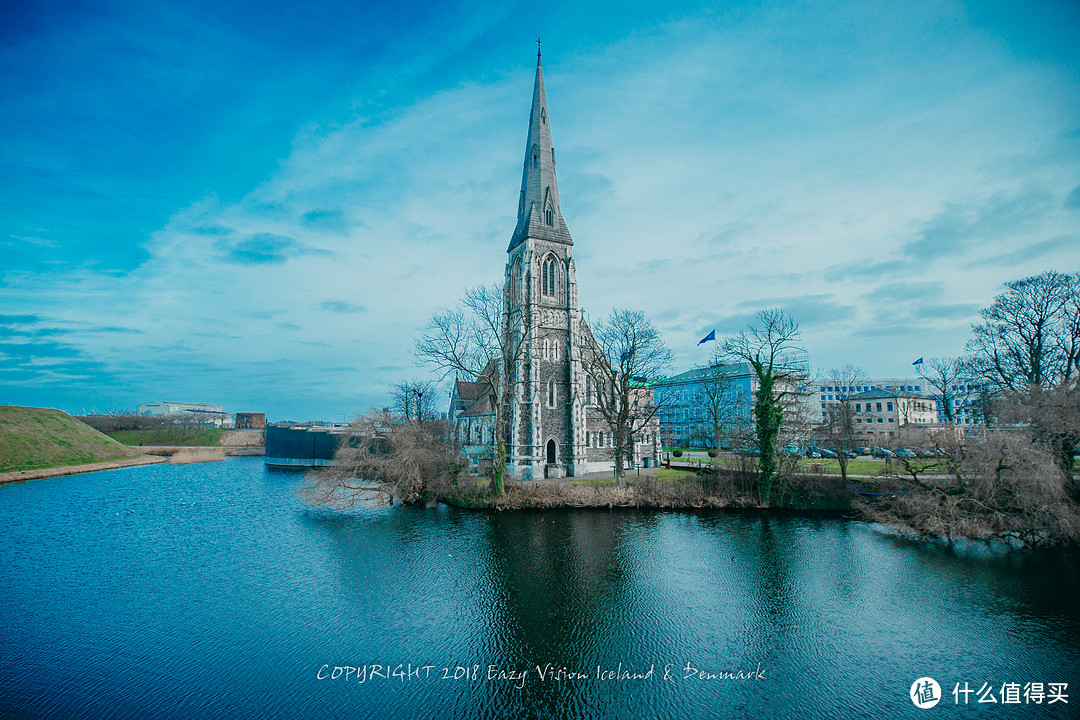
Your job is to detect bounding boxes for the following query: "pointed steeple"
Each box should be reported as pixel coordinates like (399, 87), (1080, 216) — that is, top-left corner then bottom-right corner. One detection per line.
(508, 49), (573, 251)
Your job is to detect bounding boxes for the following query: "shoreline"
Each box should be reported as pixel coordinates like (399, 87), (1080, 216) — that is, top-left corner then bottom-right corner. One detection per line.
(0, 455), (168, 485)
(0, 445), (262, 485)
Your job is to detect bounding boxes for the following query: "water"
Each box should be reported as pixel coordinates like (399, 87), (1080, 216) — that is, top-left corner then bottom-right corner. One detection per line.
(1, 457), (1077, 719)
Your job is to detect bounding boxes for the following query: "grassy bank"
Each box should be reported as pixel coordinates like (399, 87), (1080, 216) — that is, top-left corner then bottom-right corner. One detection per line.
(105, 428), (225, 447)
(0, 406), (137, 473)
(439, 467), (852, 512)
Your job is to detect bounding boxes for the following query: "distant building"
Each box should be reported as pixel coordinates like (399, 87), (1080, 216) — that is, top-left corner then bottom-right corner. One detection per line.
(653, 361), (814, 449)
(235, 412), (266, 429)
(816, 377), (985, 427)
(136, 401), (234, 428)
(653, 364), (755, 448)
(843, 388), (937, 437)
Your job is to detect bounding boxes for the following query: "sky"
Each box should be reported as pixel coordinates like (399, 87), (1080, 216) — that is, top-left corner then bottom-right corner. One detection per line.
(2, 0), (1079, 421)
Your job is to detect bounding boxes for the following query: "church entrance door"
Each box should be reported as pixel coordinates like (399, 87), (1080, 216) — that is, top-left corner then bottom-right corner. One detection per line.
(546, 439), (556, 464)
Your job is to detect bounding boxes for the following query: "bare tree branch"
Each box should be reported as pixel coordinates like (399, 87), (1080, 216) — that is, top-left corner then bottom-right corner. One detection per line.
(579, 309), (672, 486)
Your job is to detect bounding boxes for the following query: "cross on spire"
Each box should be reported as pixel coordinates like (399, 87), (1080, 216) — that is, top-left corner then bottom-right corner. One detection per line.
(536, 37), (542, 61)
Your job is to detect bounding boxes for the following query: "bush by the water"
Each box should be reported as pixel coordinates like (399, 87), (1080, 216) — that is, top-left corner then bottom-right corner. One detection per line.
(860, 429), (1080, 549)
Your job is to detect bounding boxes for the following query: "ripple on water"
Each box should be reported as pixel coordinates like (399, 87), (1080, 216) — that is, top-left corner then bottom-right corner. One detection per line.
(1, 459), (1078, 719)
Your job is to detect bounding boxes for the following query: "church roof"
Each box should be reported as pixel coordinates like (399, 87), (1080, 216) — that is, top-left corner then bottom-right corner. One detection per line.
(508, 51), (574, 251)
(452, 380), (495, 418)
(459, 392), (494, 418)
(454, 381), (488, 402)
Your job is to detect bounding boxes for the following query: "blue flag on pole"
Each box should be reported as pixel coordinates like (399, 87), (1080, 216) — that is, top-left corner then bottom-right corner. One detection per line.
(698, 330), (716, 346)
(913, 357), (924, 365)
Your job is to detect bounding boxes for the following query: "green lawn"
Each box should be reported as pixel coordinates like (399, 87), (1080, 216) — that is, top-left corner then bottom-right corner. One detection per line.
(106, 428), (224, 447)
(673, 455), (934, 477)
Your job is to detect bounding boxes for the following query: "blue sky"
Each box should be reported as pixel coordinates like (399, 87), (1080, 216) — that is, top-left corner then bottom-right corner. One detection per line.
(2, 0), (1079, 420)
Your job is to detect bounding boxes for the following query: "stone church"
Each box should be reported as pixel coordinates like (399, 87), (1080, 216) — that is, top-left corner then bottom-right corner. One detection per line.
(451, 50), (660, 479)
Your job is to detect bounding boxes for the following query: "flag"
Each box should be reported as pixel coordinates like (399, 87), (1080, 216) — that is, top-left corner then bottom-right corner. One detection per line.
(698, 330), (716, 346)
(913, 357), (924, 365)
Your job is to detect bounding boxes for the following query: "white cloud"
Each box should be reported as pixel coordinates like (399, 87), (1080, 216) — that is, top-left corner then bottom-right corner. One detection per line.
(3, 1), (1079, 415)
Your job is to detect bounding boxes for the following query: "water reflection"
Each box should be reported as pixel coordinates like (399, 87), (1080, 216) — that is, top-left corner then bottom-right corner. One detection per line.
(1, 459), (1077, 720)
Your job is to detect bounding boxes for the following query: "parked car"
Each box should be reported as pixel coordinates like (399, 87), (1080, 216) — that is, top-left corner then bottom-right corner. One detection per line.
(783, 445), (801, 455)
(805, 445), (835, 459)
(872, 447), (895, 458)
(852, 446), (870, 456)
(895, 448), (917, 458)
(833, 448), (858, 459)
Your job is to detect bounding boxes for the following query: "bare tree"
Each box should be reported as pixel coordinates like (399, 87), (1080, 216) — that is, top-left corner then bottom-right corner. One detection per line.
(580, 309), (673, 487)
(694, 363), (748, 458)
(389, 379), (438, 422)
(993, 384), (1080, 495)
(967, 271), (1080, 480)
(79, 412), (167, 433)
(968, 271), (1079, 392)
(821, 365), (867, 483)
(301, 411), (456, 509)
(415, 284), (530, 495)
(861, 429), (1080, 548)
(916, 356), (965, 425)
(721, 308), (806, 505)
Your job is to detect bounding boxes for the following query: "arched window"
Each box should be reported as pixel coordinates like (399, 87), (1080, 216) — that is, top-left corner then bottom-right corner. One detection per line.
(543, 338), (560, 362)
(544, 188), (553, 226)
(547, 379), (556, 408)
(541, 255), (558, 297)
(546, 439), (556, 464)
(531, 144), (539, 170)
(598, 431), (605, 448)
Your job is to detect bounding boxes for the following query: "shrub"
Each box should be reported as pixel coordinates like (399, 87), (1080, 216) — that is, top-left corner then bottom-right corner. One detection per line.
(707, 450), (717, 458)
(672, 449), (683, 458)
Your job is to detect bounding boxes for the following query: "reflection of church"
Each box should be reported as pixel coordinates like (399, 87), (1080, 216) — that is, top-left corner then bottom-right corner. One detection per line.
(451, 49), (660, 479)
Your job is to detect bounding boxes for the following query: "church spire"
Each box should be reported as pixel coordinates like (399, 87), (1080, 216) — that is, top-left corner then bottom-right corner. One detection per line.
(509, 46), (572, 251)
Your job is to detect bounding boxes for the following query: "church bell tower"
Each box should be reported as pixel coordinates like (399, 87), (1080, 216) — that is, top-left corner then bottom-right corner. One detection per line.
(504, 46), (587, 478)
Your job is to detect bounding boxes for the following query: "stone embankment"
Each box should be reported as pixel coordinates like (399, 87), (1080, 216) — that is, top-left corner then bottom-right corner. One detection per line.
(139, 446), (228, 463)
(136, 445), (262, 463)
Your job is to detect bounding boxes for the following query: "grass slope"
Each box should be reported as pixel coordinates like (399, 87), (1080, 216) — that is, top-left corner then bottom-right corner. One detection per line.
(0, 406), (137, 472)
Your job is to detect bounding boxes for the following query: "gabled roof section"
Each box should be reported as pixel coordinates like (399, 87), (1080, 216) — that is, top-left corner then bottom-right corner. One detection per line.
(454, 381), (488, 403)
(460, 392), (494, 418)
(655, 363), (756, 385)
(508, 52), (573, 252)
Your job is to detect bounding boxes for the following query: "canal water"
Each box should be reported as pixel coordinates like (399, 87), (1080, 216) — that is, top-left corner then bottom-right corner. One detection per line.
(1, 457), (1077, 719)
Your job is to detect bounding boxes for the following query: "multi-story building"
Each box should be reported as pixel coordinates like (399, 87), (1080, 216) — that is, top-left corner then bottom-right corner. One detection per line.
(815, 377), (984, 427)
(843, 388), (938, 437)
(653, 364), (755, 448)
(653, 361), (814, 449)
